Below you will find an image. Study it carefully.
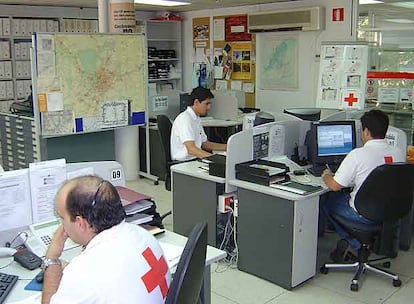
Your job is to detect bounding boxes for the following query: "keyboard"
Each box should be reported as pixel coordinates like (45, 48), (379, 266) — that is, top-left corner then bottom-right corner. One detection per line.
(308, 163), (339, 177)
(0, 272), (18, 304)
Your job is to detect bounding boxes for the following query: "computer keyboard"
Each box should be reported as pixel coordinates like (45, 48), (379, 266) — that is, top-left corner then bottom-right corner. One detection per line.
(0, 272), (18, 304)
(308, 163), (339, 177)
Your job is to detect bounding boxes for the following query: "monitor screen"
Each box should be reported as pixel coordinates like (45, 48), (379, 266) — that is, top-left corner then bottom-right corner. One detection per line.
(308, 120), (356, 166)
(316, 124), (354, 157)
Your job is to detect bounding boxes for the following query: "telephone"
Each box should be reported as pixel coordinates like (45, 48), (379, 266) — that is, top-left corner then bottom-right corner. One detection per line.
(24, 218), (79, 257)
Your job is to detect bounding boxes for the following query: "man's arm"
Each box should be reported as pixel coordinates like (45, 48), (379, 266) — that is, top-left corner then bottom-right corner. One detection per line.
(41, 225), (68, 304)
(322, 169), (343, 191)
(201, 141), (227, 152)
(184, 141), (212, 158)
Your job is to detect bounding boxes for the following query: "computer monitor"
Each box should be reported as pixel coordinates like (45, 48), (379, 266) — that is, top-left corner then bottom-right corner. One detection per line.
(308, 120), (356, 167)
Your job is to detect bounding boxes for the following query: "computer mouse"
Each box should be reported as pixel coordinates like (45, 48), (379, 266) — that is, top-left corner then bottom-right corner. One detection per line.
(35, 270), (44, 283)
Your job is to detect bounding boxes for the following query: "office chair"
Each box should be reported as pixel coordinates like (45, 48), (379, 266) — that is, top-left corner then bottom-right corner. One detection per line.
(165, 222), (208, 304)
(156, 114), (182, 220)
(320, 163), (414, 291)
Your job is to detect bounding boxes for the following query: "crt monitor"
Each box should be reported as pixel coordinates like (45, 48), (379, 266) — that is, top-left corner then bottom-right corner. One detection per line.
(308, 120), (356, 166)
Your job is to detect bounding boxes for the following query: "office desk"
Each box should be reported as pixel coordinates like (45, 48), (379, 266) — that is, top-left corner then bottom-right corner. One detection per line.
(171, 161), (225, 247)
(2, 231), (226, 304)
(228, 177), (326, 290)
(201, 117), (242, 144)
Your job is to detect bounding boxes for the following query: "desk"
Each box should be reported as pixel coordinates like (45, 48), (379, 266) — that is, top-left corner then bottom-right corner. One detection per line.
(228, 175), (326, 290)
(171, 161), (225, 247)
(201, 117), (242, 144)
(2, 230), (226, 304)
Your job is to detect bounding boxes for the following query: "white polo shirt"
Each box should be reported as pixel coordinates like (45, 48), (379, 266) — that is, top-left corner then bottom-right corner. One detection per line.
(170, 106), (207, 161)
(50, 221), (171, 304)
(334, 139), (404, 211)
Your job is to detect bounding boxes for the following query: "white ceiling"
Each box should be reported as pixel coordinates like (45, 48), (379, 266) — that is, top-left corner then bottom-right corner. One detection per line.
(0, 0), (413, 48)
(0, 0), (300, 11)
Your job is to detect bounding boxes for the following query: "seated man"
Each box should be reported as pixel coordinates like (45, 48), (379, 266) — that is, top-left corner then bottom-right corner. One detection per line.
(322, 109), (404, 262)
(171, 86), (227, 161)
(42, 176), (171, 304)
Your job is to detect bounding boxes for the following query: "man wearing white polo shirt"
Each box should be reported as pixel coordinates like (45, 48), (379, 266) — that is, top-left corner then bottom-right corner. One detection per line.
(171, 86), (227, 161)
(41, 176), (171, 304)
(322, 109), (404, 261)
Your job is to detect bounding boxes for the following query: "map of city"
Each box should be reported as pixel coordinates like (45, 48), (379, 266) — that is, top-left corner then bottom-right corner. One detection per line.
(258, 37), (298, 90)
(36, 33), (146, 134)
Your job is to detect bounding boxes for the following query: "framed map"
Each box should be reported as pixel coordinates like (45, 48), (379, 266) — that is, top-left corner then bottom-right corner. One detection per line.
(257, 34), (298, 90)
(34, 33), (146, 136)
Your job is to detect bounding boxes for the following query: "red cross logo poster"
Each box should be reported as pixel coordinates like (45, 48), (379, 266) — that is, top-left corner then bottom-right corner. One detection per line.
(341, 90), (364, 110)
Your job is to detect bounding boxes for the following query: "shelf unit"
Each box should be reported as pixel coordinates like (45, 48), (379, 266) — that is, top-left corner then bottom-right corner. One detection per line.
(145, 20), (182, 92)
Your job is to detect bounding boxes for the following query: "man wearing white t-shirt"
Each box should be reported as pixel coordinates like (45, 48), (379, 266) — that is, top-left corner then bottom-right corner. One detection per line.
(322, 109), (404, 261)
(171, 87), (227, 161)
(42, 176), (171, 304)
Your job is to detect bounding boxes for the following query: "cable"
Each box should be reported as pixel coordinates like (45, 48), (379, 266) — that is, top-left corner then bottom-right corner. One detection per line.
(5, 231), (29, 249)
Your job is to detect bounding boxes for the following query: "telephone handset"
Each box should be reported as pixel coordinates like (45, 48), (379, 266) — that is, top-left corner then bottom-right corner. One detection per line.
(24, 218), (79, 257)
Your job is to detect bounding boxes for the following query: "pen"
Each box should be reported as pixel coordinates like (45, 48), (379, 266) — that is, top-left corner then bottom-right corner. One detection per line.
(325, 164), (331, 171)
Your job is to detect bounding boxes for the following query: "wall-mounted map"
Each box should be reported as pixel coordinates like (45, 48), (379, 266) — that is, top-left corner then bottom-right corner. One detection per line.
(257, 35), (298, 90)
(35, 33), (146, 136)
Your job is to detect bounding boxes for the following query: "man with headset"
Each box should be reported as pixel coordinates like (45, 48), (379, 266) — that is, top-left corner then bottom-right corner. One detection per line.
(41, 175), (171, 304)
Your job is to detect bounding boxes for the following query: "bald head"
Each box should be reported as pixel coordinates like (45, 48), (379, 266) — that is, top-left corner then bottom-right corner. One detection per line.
(58, 175), (125, 233)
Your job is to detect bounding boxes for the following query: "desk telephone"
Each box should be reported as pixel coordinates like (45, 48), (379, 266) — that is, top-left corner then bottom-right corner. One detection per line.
(24, 219), (79, 257)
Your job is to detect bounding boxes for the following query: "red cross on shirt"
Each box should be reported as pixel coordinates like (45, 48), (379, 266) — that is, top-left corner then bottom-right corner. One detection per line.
(344, 93), (358, 106)
(141, 247), (169, 299)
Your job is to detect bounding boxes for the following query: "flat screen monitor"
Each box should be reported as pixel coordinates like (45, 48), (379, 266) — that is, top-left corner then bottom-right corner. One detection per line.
(308, 120), (356, 166)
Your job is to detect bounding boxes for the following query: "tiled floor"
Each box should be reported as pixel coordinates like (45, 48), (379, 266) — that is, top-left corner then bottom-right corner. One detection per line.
(127, 178), (414, 304)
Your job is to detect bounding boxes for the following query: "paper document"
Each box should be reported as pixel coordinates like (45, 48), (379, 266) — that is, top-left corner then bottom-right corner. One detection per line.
(159, 242), (184, 269)
(0, 169), (32, 232)
(29, 159), (67, 223)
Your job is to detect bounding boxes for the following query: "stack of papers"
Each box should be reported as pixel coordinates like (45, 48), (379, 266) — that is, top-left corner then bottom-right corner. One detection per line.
(125, 213), (153, 225)
(123, 199), (153, 215)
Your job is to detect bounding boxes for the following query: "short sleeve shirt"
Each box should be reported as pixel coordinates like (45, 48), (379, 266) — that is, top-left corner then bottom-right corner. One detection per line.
(333, 139), (405, 211)
(170, 107), (208, 161)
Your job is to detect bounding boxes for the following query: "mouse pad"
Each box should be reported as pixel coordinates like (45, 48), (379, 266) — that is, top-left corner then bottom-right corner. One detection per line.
(25, 277), (43, 291)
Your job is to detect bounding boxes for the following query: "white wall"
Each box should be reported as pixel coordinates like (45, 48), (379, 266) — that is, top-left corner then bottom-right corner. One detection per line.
(181, 0), (358, 113)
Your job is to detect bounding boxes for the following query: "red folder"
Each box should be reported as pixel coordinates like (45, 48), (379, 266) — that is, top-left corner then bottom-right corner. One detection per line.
(115, 186), (151, 206)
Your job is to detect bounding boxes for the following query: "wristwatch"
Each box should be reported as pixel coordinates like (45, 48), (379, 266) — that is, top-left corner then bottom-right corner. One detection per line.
(41, 257), (61, 270)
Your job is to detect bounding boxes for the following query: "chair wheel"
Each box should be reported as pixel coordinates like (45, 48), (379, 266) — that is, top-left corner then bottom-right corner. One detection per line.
(382, 261), (391, 268)
(320, 266), (329, 274)
(351, 283), (359, 291)
(154, 180), (159, 185)
(393, 279), (402, 287)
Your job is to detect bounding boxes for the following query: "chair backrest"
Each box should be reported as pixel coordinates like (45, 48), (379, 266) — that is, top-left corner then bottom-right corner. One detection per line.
(165, 223), (208, 304)
(157, 114), (173, 165)
(355, 163), (414, 223)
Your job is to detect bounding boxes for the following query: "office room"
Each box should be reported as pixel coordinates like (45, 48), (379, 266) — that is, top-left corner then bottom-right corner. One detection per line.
(1, 0), (414, 304)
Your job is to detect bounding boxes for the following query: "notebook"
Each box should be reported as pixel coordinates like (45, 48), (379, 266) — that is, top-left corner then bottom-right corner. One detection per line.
(270, 181), (322, 195)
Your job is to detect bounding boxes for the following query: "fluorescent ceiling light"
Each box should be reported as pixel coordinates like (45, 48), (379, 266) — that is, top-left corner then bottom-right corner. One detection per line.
(384, 18), (414, 24)
(134, 0), (190, 6)
(390, 1), (414, 9)
(359, 0), (384, 4)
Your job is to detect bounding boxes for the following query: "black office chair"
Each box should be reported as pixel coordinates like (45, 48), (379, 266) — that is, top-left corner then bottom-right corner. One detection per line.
(165, 222), (208, 304)
(157, 115), (182, 220)
(320, 163), (414, 291)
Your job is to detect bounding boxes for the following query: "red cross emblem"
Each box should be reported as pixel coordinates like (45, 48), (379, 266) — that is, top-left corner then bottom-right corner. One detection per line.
(141, 247), (169, 299)
(344, 93), (358, 106)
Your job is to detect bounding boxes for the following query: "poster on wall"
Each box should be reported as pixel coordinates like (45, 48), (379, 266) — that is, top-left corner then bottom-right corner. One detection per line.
(193, 17), (210, 49)
(256, 34), (298, 90)
(225, 15), (251, 42)
(316, 42), (368, 110)
(232, 42), (252, 80)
